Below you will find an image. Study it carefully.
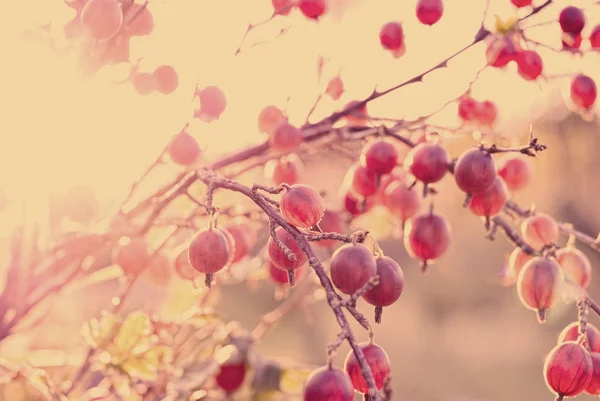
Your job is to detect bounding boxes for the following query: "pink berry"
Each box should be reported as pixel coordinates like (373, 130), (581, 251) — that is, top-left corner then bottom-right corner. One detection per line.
(498, 156), (531, 192)
(349, 163), (379, 197)
(270, 122), (304, 153)
(382, 180), (422, 222)
(168, 131), (200, 166)
(216, 362), (246, 393)
(362, 256), (404, 323)
(268, 259), (305, 285)
(143, 253), (171, 287)
(298, 0), (326, 19)
(174, 246), (199, 280)
(586, 352), (600, 395)
(544, 342), (592, 399)
(454, 148), (497, 195)
(458, 97), (479, 121)
(571, 74), (597, 109)
(360, 139), (398, 175)
(195, 86), (227, 122)
(132, 72), (156, 95)
(153, 65), (178, 94)
(330, 243), (377, 295)
(280, 184), (325, 229)
(416, 0), (443, 26)
(511, 0), (532, 7)
(343, 190), (374, 216)
(80, 0), (123, 42)
(344, 343), (391, 394)
(264, 154), (303, 186)
(314, 210), (344, 249)
(516, 50), (543, 81)
(272, 0), (293, 15)
(559, 322), (600, 353)
(222, 222), (257, 264)
(379, 22), (404, 51)
(326, 75), (345, 100)
(486, 37), (517, 68)
(375, 171), (406, 204)
(555, 247), (592, 289)
(258, 105), (287, 135)
(303, 365), (354, 401)
(562, 32), (582, 50)
(475, 100), (498, 126)
(590, 25), (600, 49)
(506, 247), (534, 283)
(188, 227), (231, 287)
(114, 237), (151, 276)
(124, 3), (153, 36)
(517, 256), (564, 322)
(468, 177), (508, 218)
(404, 143), (449, 184)
(404, 211), (451, 265)
(267, 227), (308, 285)
(521, 213), (559, 250)
(559, 6), (585, 35)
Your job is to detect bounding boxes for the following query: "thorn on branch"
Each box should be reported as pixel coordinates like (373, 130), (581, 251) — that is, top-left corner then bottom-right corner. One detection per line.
(481, 135), (547, 157)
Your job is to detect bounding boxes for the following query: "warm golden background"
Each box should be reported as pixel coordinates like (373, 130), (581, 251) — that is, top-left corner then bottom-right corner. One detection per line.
(1, 0), (600, 400)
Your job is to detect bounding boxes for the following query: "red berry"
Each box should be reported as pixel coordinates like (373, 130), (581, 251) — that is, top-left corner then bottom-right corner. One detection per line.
(216, 363), (246, 393)
(468, 177), (508, 218)
(559, 322), (600, 353)
(362, 256), (404, 323)
(475, 100), (498, 126)
(404, 211), (451, 265)
(153, 65), (178, 94)
(458, 97), (479, 121)
(375, 171), (406, 203)
(298, 0), (326, 19)
(258, 105), (287, 135)
(195, 86), (227, 122)
(174, 246), (199, 280)
(571, 74), (597, 109)
(562, 32), (582, 50)
(454, 148), (497, 195)
(520, 213), (559, 250)
(303, 365), (354, 401)
(348, 163), (379, 197)
(344, 100), (368, 125)
(330, 243), (377, 295)
(516, 50), (543, 81)
(80, 0), (123, 41)
(586, 352), (600, 395)
(591, 25), (600, 49)
(360, 139), (398, 175)
(270, 122), (304, 153)
(517, 257), (564, 322)
(143, 253), (171, 287)
(382, 180), (422, 222)
(124, 3), (153, 36)
(268, 260), (305, 285)
(416, 0), (443, 26)
(222, 222), (257, 264)
(379, 22), (404, 51)
(497, 156), (531, 192)
(511, 0), (532, 7)
(272, 0), (293, 15)
(314, 210), (344, 249)
(264, 154), (303, 186)
(114, 237), (151, 276)
(267, 227), (308, 283)
(555, 247), (592, 289)
(559, 6), (585, 35)
(486, 37), (517, 68)
(404, 143), (449, 184)
(544, 341), (593, 399)
(344, 343), (391, 394)
(132, 72), (156, 95)
(281, 184), (325, 228)
(326, 75), (344, 100)
(507, 247), (534, 283)
(342, 190), (374, 216)
(188, 227), (231, 287)
(168, 131), (200, 166)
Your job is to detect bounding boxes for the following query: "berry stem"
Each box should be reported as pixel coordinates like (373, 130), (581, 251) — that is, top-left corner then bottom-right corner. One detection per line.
(205, 273), (213, 288)
(287, 269), (296, 287)
(374, 306), (383, 324)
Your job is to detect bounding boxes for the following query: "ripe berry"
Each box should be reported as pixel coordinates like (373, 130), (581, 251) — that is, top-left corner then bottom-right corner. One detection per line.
(80, 0), (123, 42)
(174, 246), (199, 280)
(404, 142), (449, 184)
(544, 341), (592, 400)
(143, 253), (171, 287)
(486, 37), (517, 68)
(268, 260), (305, 285)
(344, 100), (368, 125)
(404, 210), (451, 268)
(267, 227), (308, 285)
(270, 122), (304, 153)
(559, 322), (600, 352)
(586, 352), (600, 395)
(216, 362), (246, 393)
(258, 105), (287, 135)
(454, 148), (497, 195)
(195, 86), (227, 122)
(458, 97), (479, 121)
(326, 75), (344, 100)
(153, 65), (178, 94)
(114, 237), (151, 276)
(360, 139), (398, 175)
(517, 257), (564, 322)
(475, 100), (498, 126)
(591, 25), (600, 49)
(298, 0), (326, 19)
(379, 22), (404, 51)
(343, 190), (374, 216)
(330, 243), (377, 295)
(571, 74), (597, 109)
(132, 72), (156, 95)
(562, 32), (582, 50)
(507, 247), (534, 283)
(344, 343), (391, 393)
(188, 227), (231, 287)
(382, 180), (422, 223)
(516, 50), (543, 81)
(125, 3), (153, 36)
(559, 6), (585, 35)
(281, 184), (325, 228)
(349, 163), (379, 197)
(376, 171), (406, 203)
(362, 256), (404, 323)
(468, 177), (508, 218)
(303, 365), (354, 401)
(520, 213), (559, 250)
(272, 0), (293, 15)
(511, 0), (532, 7)
(555, 247), (592, 289)
(222, 222), (257, 264)
(498, 156), (531, 192)
(314, 210), (344, 249)
(168, 131), (200, 166)
(264, 154), (303, 186)
(416, 0), (443, 26)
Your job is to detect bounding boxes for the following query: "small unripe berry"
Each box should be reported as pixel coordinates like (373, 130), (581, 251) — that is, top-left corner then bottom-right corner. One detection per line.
(264, 154), (303, 186)
(258, 105), (286, 135)
(195, 86), (227, 122)
(153, 65), (178, 94)
(344, 343), (391, 394)
(132, 72), (156, 95)
(168, 131), (200, 166)
(281, 184), (325, 228)
(330, 243), (377, 295)
(517, 256), (564, 323)
(302, 365), (354, 401)
(544, 341), (592, 400)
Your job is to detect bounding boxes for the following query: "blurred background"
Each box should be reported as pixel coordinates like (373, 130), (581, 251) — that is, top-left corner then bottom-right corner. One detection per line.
(1, 0), (600, 400)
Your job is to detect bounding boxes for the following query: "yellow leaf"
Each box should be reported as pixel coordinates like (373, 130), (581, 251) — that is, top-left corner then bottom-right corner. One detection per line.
(111, 312), (152, 357)
(279, 368), (312, 394)
(81, 312), (117, 349)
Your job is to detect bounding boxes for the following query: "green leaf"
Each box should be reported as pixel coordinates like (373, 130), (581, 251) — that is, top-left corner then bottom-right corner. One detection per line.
(279, 367), (312, 394)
